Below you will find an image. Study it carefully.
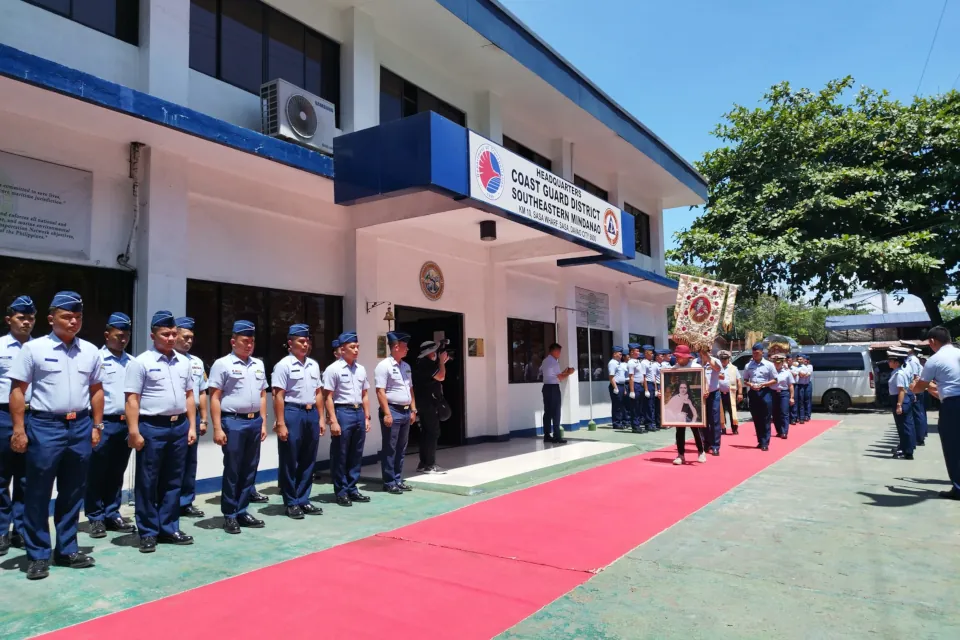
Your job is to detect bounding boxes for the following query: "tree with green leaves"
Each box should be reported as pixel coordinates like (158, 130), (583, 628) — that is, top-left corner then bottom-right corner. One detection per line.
(670, 77), (960, 324)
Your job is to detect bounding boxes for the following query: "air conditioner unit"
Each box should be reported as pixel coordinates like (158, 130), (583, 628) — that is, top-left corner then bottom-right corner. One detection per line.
(260, 78), (336, 155)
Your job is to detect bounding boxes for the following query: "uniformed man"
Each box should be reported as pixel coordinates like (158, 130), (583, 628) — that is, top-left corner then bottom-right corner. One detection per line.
(375, 332), (416, 494)
(787, 355), (800, 425)
(314, 338), (342, 482)
(795, 354), (811, 423)
(670, 345), (706, 465)
(414, 341), (449, 472)
(771, 354), (795, 440)
(208, 320), (268, 533)
(173, 317), (208, 518)
(0, 295), (35, 556)
(625, 344), (643, 433)
(539, 342), (575, 443)
(125, 311), (197, 553)
(717, 350), (741, 435)
(8, 291), (104, 579)
(324, 331), (371, 506)
(743, 343), (778, 451)
(911, 326), (960, 499)
(271, 324), (324, 519)
(903, 343), (928, 446)
(887, 350), (916, 460)
(85, 312), (137, 539)
(642, 345), (660, 432)
(607, 346), (627, 430)
(701, 349), (723, 455)
(654, 349), (672, 428)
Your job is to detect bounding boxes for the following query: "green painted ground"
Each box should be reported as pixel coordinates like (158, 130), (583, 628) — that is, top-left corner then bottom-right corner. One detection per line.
(500, 411), (960, 640)
(0, 427), (675, 639)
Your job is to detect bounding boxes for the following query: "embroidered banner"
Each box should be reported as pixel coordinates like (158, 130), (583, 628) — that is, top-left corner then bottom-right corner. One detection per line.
(672, 275), (739, 351)
(722, 284), (738, 331)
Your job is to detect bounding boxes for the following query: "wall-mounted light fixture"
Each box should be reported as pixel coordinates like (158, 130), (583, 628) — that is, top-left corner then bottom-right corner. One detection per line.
(480, 220), (497, 242)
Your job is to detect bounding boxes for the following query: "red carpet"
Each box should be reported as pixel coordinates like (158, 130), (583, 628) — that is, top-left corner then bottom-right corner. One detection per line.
(42, 420), (837, 640)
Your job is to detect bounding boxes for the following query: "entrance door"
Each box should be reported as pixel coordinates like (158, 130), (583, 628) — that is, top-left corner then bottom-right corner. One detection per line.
(394, 305), (465, 449)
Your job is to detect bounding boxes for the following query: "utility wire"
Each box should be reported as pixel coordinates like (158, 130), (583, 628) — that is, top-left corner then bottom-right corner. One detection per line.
(915, 0), (949, 96)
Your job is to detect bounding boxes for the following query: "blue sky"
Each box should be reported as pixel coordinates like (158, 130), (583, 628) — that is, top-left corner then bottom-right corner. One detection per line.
(500, 0), (960, 255)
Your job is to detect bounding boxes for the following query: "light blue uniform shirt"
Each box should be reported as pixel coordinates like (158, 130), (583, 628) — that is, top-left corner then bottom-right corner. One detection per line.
(323, 358), (369, 405)
(743, 358), (778, 386)
(774, 368), (794, 392)
(374, 357), (413, 405)
(175, 351), (206, 399)
(207, 353), (268, 413)
(888, 366), (911, 396)
(124, 348), (190, 416)
(8, 333), (102, 414)
(704, 357), (722, 392)
(272, 355), (322, 405)
(0, 334), (31, 404)
(920, 343), (960, 400)
(540, 355), (561, 385)
(99, 346), (132, 416)
(644, 358), (658, 383)
(906, 355), (922, 379)
(608, 358), (627, 384)
(796, 364), (811, 385)
(719, 363), (740, 393)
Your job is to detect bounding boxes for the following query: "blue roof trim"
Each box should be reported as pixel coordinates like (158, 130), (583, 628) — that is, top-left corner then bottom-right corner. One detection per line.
(0, 44), (334, 179)
(825, 312), (932, 331)
(556, 255), (679, 290)
(435, 0), (708, 202)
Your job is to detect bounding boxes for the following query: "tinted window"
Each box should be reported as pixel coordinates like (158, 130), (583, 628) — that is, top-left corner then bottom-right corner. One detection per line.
(379, 66), (466, 127)
(27, 0), (138, 44)
(220, 0), (263, 93)
(267, 7), (304, 88)
(625, 202), (652, 257)
(574, 175), (609, 201)
(503, 136), (552, 172)
(629, 334), (655, 348)
(508, 318), (556, 384)
(379, 67), (403, 124)
(733, 355), (751, 370)
(576, 328), (613, 381)
(189, 0), (217, 76)
(808, 353), (866, 372)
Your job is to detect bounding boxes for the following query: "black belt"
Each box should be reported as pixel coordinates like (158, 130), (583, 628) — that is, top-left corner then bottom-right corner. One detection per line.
(139, 413), (185, 426)
(334, 403), (362, 409)
(104, 414), (126, 422)
(284, 402), (317, 411)
(388, 403), (411, 412)
(0, 403), (29, 411)
(29, 409), (90, 421)
(222, 411), (260, 420)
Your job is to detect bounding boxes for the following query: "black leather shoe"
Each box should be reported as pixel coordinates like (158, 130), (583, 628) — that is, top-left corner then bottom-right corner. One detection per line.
(26, 559), (49, 580)
(398, 482), (413, 492)
(250, 491), (269, 504)
(158, 531), (194, 545)
(554, 438), (569, 444)
(180, 505), (205, 518)
(285, 505), (304, 520)
(385, 485), (403, 495)
(711, 448), (720, 456)
(139, 536), (157, 553)
(938, 490), (960, 500)
(336, 496), (353, 507)
(223, 518), (241, 535)
(237, 513), (265, 528)
(348, 492), (371, 503)
(756, 443), (763, 449)
(55, 552), (95, 569)
(105, 517), (136, 533)
(88, 520), (107, 539)
(11, 531), (24, 548)
(0, 534), (9, 556)
(732, 428), (738, 435)
(300, 503), (323, 515)
(761, 445), (769, 451)
(918, 441), (926, 446)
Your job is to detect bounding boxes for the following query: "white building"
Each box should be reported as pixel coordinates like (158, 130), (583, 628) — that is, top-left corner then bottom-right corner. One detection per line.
(0, 0), (706, 490)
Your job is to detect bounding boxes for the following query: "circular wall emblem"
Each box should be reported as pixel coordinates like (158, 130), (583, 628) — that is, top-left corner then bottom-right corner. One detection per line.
(474, 144), (504, 200)
(688, 295), (712, 323)
(419, 261), (445, 301)
(603, 209), (620, 246)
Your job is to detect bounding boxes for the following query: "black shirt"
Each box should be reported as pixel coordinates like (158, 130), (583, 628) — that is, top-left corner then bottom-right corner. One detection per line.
(414, 357), (442, 405)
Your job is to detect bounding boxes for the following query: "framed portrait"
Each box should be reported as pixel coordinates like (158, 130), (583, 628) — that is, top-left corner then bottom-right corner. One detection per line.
(660, 367), (706, 428)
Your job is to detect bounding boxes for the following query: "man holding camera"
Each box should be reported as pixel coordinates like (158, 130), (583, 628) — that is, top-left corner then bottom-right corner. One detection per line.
(414, 340), (449, 474)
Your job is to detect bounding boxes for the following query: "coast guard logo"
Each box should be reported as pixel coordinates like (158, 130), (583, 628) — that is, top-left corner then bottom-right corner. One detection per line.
(475, 143), (504, 200)
(603, 209), (620, 246)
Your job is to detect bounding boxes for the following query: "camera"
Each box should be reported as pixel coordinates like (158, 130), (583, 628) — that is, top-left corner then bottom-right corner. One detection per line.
(436, 338), (455, 359)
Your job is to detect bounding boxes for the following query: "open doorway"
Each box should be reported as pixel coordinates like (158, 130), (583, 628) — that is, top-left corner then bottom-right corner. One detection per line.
(394, 305), (466, 450)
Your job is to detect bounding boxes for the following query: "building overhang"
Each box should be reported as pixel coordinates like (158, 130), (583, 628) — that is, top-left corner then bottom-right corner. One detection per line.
(334, 112), (636, 261)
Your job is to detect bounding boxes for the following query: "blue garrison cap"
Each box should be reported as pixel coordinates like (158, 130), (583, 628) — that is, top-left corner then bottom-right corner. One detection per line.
(232, 320), (255, 336)
(612, 345), (624, 354)
(642, 344), (655, 352)
(8, 295), (36, 314)
(288, 323), (310, 338)
(751, 342), (764, 351)
(338, 331), (358, 345)
(656, 348), (671, 355)
(387, 331), (410, 345)
(106, 312), (132, 331)
(331, 339), (340, 349)
(669, 356), (677, 365)
(151, 310), (176, 328)
(50, 291), (82, 312)
(627, 342), (641, 350)
(175, 317), (195, 330)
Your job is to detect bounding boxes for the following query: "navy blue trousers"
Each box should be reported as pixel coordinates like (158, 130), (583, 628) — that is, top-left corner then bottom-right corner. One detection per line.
(24, 413), (92, 561)
(331, 406), (366, 498)
(278, 405), (320, 506)
(541, 384), (562, 439)
(0, 408), (25, 537)
(84, 415), (131, 521)
(380, 407), (411, 488)
(720, 392), (738, 431)
(771, 390), (790, 437)
(749, 388), (773, 447)
(913, 391), (928, 444)
(894, 393), (916, 456)
(790, 392), (799, 423)
(135, 419), (188, 538)
(645, 381), (659, 429)
(795, 385), (810, 421)
(179, 438), (199, 508)
(608, 383), (626, 428)
(704, 390), (721, 450)
(804, 384), (814, 420)
(938, 396), (960, 493)
(220, 415), (262, 518)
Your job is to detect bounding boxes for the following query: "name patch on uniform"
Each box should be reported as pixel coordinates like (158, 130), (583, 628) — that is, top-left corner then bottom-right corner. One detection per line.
(148, 368), (161, 373)
(44, 358), (58, 362)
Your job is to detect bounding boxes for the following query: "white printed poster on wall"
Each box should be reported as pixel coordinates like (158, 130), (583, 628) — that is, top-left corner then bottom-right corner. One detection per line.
(575, 287), (611, 330)
(0, 150), (93, 259)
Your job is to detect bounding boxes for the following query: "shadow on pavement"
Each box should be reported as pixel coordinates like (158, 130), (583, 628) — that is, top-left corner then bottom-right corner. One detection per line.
(858, 484), (942, 507)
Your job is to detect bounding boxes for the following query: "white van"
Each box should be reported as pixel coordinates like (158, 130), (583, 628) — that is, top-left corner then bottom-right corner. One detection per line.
(732, 345), (876, 412)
